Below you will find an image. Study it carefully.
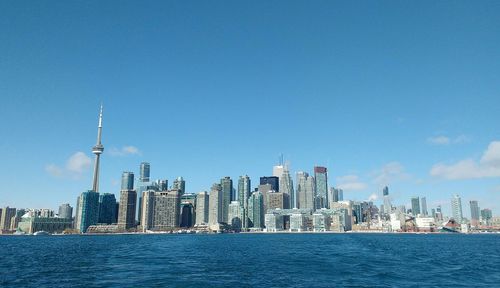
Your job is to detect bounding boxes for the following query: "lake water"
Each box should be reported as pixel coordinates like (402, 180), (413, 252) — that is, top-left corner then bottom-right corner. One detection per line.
(1, 233), (499, 287)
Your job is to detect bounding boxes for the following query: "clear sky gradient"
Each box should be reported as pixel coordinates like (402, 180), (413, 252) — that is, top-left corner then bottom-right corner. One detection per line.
(1, 1), (499, 217)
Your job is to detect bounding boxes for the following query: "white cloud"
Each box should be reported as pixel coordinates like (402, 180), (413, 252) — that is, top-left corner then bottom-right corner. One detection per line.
(45, 151), (91, 179)
(45, 164), (63, 177)
(336, 175), (367, 191)
(66, 152), (91, 173)
(427, 134), (471, 145)
(427, 136), (450, 145)
(430, 141), (500, 180)
(109, 145), (141, 156)
(373, 162), (410, 186)
(367, 193), (378, 202)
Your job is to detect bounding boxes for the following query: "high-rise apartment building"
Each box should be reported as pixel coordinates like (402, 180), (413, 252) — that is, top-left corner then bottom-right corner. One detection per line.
(118, 189), (137, 230)
(411, 197), (421, 216)
(469, 200), (480, 225)
(383, 186), (392, 215)
(237, 175), (251, 229)
(248, 191), (264, 229)
(0, 207), (16, 231)
(209, 183), (223, 227)
(58, 204), (73, 220)
(228, 201), (242, 231)
(451, 194), (463, 224)
(421, 197), (428, 216)
(121, 172), (134, 190)
(220, 177), (232, 223)
(98, 193), (117, 224)
(195, 191), (209, 225)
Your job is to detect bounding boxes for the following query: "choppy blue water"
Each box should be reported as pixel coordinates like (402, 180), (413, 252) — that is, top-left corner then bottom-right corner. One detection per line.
(1, 233), (499, 287)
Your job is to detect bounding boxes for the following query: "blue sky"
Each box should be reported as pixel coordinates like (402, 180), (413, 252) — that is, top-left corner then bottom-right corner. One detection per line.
(1, 1), (499, 217)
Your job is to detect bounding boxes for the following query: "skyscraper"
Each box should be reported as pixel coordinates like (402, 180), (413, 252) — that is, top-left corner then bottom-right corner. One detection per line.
(0, 207), (16, 231)
(314, 166), (328, 209)
(139, 162), (150, 182)
(195, 191), (209, 225)
(469, 200), (480, 226)
(228, 201), (242, 231)
(76, 190), (100, 233)
(180, 202), (194, 228)
(153, 191), (181, 229)
(172, 177), (186, 195)
(411, 197), (421, 216)
(383, 186), (392, 215)
(238, 175), (251, 229)
(121, 172), (134, 190)
(451, 194), (463, 224)
(220, 177), (232, 223)
(136, 162), (152, 224)
(421, 197), (428, 216)
(209, 183), (223, 228)
(76, 106), (104, 233)
(279, 167), (294, 208)
(260, 176), (279, 192)
(58, 204), (73, 220)
(296, 172), (315, 210)
(248, 191), (264, 229)
(118, 189), (137, 230)
(98, 193), (117, 224)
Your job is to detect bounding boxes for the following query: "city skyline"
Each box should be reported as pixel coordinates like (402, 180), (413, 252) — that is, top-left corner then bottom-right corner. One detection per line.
(1, 2), (499, 217)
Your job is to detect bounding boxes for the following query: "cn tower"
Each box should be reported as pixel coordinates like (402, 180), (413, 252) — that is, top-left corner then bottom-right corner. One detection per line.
(91, 105), (104, 192)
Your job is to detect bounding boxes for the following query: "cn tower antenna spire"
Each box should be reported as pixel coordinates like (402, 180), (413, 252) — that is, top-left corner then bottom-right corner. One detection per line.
(91, 104), (104, 192)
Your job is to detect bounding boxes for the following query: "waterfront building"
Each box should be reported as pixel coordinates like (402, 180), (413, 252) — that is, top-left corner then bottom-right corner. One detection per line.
(289, 213), (306, 232)
(451, 194), (464, 224)
(0, 207), (16, 232)
(237, 175), (251, 229)
(98, 193), (117, 224)
(312, 213), (330, 232)
(469, 200), (480, 226)
(195, 191), (209, 225)
(141, 190), (155, 231)
(18, 216), (73, 234)
(314, 166), (328, 209)
(415, 217), (436, 232)
(421, 197), (428, 216)
(260, 176), (279, 192)
(152, 190), (181, 230)
(264, 212), (284, 232)
(209, 183), (223, 228)
(172, 176), (186, 195)
(220, 177), (233, 223)
(481, 208), (492, 225)
(118, 189), (137, 230)
(58, 204), (73, 220)
(296, 172), (315, 210)
(9, 209), (26, 231)
(411, 197), (421, 216)
(228, 201), (242, 231)
(180, 202), (194, 228)
(76, 190), (100, 233)
(248, 191), (264, 229)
